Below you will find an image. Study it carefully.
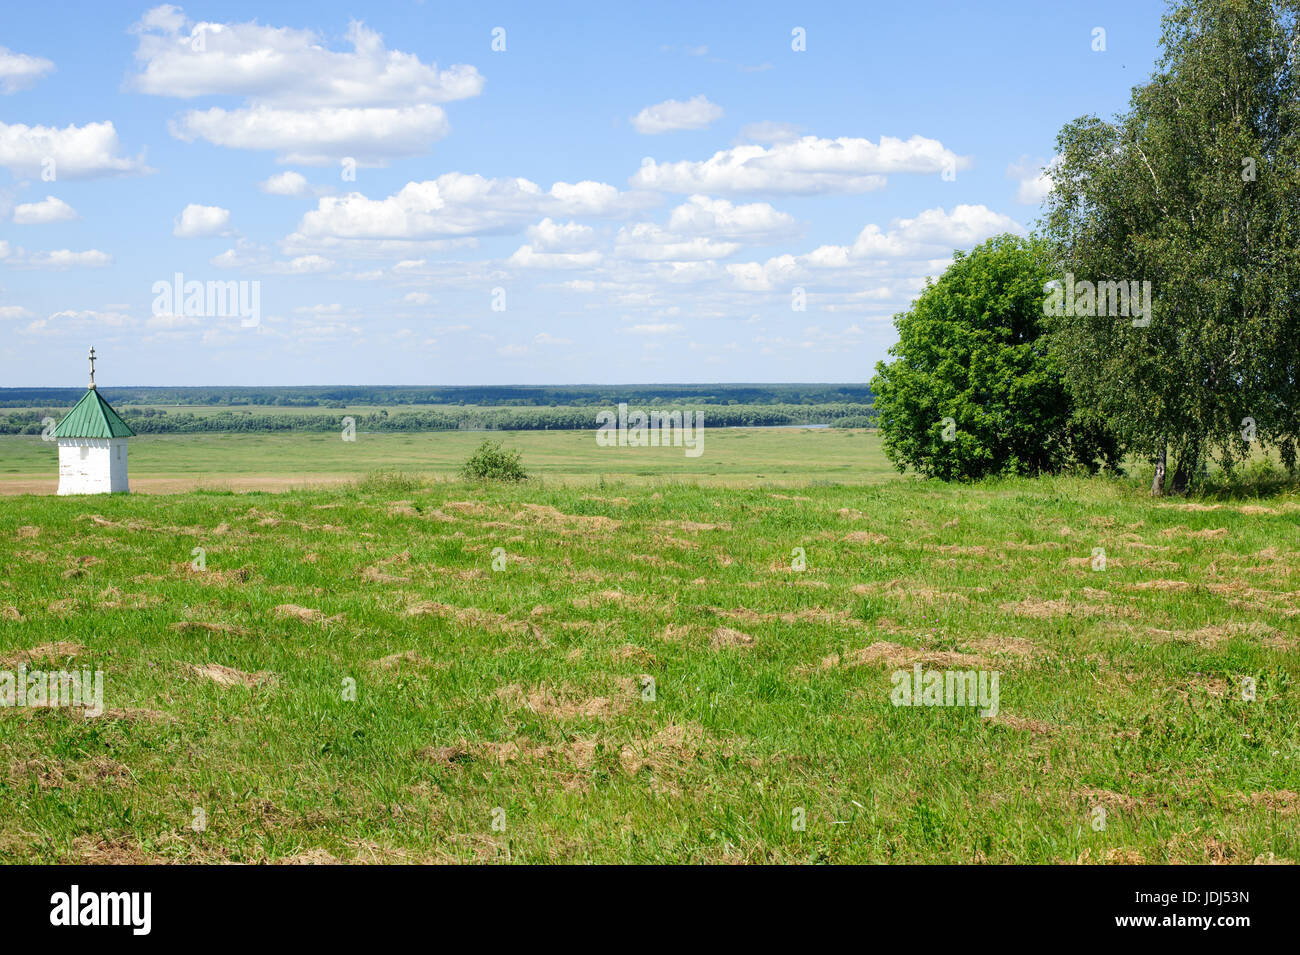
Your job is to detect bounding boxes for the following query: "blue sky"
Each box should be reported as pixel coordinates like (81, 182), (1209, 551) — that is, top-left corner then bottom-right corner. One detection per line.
(0, 1), (1167, 387)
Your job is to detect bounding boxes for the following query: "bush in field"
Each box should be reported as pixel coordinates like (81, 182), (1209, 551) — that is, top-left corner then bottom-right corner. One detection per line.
(870, 234), (1119, 481)
(461, 441), (528, 482)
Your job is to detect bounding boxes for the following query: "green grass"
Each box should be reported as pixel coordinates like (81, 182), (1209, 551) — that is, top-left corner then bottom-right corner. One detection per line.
(0, 442), (1296, 863)
(0, 427), (896, 489)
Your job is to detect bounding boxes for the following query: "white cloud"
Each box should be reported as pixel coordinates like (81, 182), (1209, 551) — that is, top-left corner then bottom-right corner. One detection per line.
(607, 196), (796, 263)
(736, 121), (803, 145)
(508, 246), (602, 269)
(845, 204), (1021, 258)
(130, 10), (482, 105)
(273, 254), (333, 274)
(533, 332), (572, 345)
(624, 323), (683, 335)
(1007, 155), (1059, 205)
(294, 173), (641, 241)
(209, 242), (332, 274)
(22, 308), (132, 336)
(259, 170), (313, 196)
(0, 120), (151, 179)
(0, 305), (32, 318)
(721, 204), (1021, 292)
(725, 255), (802, 291)
(3, 248), (113, 270)
(12, 195), (77, 225)
(0, 46), (55, 93)
(526, 217), (596, 252)
(132, 8), (482, 164)
(631, 95), (723, 134)
(403, 292), (432, 305)
(666, 195), (797, 240)
(173, 203), (231, 237)
(280, 233), (478, 260)
(614, 223), (739, 261)
(172, 104), (450, 165)
(631, 135), (968, 195)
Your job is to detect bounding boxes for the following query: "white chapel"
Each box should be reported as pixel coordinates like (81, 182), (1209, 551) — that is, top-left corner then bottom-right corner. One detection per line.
(53, 347), (134, 495)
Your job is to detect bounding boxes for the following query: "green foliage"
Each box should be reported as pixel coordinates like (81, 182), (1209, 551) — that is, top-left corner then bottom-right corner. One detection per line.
(460, 440), (528, 482)
(1044, 0), (1300, 492)
(354, 469), (424, 494)
(870, 234), (1118, 480)
(830, 415), (876, 429)
(0, 383), (874, 411)
(0, 402), (876, 436)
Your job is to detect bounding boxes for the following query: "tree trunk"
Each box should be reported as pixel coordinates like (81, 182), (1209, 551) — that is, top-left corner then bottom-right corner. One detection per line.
(1151, 443), (1166, 496)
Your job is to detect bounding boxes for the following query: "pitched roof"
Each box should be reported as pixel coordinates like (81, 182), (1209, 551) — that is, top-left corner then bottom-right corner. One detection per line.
(52, 388), (135, 439)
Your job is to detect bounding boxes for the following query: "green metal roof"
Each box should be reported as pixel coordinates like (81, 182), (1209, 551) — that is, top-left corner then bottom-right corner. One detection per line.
(52, 388), (135, 439)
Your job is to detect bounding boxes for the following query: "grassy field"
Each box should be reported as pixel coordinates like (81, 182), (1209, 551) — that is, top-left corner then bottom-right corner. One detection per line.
(0, 434), (1297, 863)
(0, 428), (894, 492)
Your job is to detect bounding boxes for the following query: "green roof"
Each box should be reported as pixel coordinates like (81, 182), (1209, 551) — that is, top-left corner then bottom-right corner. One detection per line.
(52, 388), (135, 439)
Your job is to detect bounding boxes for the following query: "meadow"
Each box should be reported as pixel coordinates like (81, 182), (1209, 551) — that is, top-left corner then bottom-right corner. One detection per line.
(0, 428), (1296, 863)
(0, 427), (895, 493)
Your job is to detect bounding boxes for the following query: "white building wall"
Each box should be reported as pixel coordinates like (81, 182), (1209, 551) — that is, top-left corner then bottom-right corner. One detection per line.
(57, 438), (130, 495)
(109, 437), (129, 492)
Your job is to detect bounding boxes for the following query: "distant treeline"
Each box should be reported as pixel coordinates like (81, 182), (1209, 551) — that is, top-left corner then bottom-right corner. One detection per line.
(0, 383), (873, 409)
(0, 402), (877, 435)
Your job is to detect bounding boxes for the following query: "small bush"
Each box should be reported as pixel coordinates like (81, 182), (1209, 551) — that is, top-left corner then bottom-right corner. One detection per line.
(461, 441), (528, 482)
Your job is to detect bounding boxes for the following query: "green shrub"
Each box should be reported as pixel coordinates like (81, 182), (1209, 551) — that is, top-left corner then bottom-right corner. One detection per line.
(870, 234), (1119, 481)
(461, 440), (528, 482)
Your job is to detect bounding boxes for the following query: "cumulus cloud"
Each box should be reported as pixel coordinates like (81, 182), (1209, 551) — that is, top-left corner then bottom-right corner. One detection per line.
(12, 195), (77, 224)
(507, 246), (603, 269)
(614, 223), (739, 261)
(844, 204), (1022, 258)
(607, 196), (797, 263)
(525, 217), (596, 252)
(1007, 154), (1059, 205)
(21, 308), (133, 336)
(293, 173), (642, 241)
(259, 170), (314, 197)
(131, 7), (482, 163)
(170, 104), (451, 165)
(130, 9), (482, 104)
(2, 248), (113, 269)
(631, 135), (968, 195)
(665, 195), (797, 240)
(631, 95), (723, 134)
(0, 46), (55, 93)
(173, 203), (231, 237)
(209, 239), (333, 274)
(723, 204), (1021, 291)
(0, 120), (151, 179)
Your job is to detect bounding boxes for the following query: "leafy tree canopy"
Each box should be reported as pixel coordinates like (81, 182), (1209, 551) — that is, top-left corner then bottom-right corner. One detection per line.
(871, 234), (1118, 480)
(1044, 0), (1300, 492)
